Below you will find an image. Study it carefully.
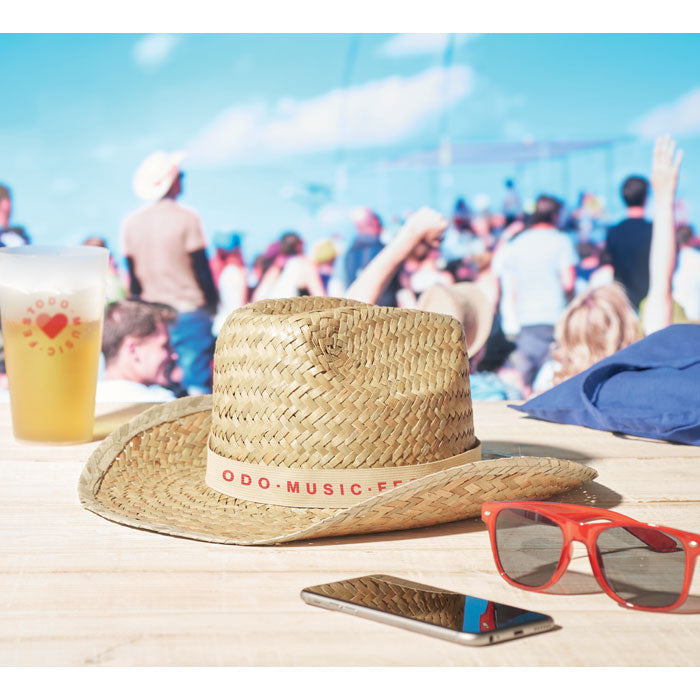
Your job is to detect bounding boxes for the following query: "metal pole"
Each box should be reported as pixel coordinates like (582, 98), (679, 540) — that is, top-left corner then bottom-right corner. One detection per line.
(335, 34), (360, 204)
(561, 155), (571, 204)
(436, 34), (456, 212)
(605, 143), (615, 212)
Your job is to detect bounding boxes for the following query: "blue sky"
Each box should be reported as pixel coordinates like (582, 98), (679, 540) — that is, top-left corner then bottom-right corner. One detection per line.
(2, 33), (700, 261)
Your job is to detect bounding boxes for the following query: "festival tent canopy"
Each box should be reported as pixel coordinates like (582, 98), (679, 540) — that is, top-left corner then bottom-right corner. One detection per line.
(382, 138), (627, 169)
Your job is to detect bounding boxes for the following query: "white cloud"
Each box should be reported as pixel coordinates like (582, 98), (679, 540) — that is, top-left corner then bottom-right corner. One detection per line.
(380, 33), (475, 58)
(187, 65), (474, 166)
(91, 143), (118, 161)
(133, 34), (180, 69)
(631, 87), (700, 139)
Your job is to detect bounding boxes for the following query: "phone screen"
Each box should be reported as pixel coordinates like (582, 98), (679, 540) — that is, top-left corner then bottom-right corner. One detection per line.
(303, 575), (551, 634)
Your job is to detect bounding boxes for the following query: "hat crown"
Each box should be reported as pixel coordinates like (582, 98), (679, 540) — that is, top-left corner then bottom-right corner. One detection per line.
(210, 297), (475, 471)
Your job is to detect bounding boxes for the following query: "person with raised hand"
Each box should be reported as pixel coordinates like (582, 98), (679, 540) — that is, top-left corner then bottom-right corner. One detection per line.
(643, 134), (684, 336)
(345, 207), (449, 305)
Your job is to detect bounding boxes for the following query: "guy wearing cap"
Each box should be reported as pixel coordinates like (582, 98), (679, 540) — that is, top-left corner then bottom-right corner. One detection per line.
(120, 151), (218, 395)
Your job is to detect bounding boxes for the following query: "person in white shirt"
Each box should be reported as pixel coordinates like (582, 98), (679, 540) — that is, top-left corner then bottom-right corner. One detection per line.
(96, 300), (179, 402)
(494, 195), (577, 394)
(672, 225), (700, 321)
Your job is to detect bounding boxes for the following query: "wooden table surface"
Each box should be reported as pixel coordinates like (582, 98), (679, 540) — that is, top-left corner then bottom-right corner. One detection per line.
(2, 401), (700, 666)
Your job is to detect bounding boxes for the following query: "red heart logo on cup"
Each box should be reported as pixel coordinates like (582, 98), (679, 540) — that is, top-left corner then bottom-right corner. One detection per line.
(37, 313), (68, 340)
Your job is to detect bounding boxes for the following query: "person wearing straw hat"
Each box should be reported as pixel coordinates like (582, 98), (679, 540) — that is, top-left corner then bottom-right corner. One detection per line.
(79, 294), (597, 545)
(120, 151), (218, 395)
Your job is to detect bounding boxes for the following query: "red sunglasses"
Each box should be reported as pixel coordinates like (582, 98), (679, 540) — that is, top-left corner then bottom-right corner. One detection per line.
(481, 501), (700, 612)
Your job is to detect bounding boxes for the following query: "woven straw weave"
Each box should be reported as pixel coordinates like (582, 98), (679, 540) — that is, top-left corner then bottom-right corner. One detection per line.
(210, 297), (474, 470)
(78, 297), (598, 545)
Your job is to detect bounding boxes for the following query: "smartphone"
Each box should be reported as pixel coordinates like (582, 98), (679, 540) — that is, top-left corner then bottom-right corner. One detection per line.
(301, 574), (555, 646)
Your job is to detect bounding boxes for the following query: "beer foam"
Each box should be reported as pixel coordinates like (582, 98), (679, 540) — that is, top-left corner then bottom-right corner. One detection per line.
(0, 284), (106, 322)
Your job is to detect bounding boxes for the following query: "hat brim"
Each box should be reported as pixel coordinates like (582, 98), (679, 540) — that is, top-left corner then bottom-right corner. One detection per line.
(133, 151), (186, 202)
(417, 283), (494, 359)
(78, 395), (597, 545)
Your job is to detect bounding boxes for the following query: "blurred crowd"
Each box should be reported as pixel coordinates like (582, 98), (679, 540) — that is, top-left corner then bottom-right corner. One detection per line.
(0, 135), (697, 403)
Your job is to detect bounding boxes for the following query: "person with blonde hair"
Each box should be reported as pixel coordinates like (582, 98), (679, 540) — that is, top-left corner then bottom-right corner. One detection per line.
(532, 283), (640, 392)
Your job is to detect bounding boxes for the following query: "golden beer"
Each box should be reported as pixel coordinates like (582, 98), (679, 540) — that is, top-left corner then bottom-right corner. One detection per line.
(0, 245), (108, 443)
(3, 318), (103, 443)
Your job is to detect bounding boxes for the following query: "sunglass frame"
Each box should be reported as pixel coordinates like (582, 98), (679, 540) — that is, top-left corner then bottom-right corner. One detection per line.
(481, 501), (700, 612)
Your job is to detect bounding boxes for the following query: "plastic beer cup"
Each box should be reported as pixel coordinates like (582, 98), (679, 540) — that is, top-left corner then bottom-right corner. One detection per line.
(0, 246), (109, 443)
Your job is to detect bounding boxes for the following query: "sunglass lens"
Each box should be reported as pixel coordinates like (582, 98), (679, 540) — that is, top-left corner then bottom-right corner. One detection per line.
(494, 508), (564, 587)
(595, 526), (686, 608)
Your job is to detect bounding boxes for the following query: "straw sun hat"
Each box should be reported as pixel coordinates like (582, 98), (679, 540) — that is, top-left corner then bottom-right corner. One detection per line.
(79, 297), (596, 545)
(132, 150), (186, 201)
(417, 282), (494, 360)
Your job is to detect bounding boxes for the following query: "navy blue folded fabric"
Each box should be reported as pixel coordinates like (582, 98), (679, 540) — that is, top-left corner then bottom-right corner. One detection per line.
(510, 324), (700, 445)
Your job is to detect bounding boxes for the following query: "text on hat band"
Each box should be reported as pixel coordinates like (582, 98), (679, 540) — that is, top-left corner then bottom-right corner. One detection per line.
(205, 440), (483, 508)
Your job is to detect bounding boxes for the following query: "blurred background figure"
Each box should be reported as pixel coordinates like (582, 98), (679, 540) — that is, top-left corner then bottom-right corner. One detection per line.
(345, 206), (448, 306)
(0, 182), (31, 386)
(210, 230), (244, 285)
(0, 183), (30, 248)
(248, 241), (280, 297)
(605, 175), (652, 309)
(341, 207), (401, 306)
(83, 236), (127, 304)
(211, 231), (248, 335)
(397, 243), (453, 308)
(471, 250), (499, 312)
(494, 194), (577, 397)
(441, 197), (486, 267)
(253, 231), (325, 301)
(311, 238), (343, 296)
(574, 241), (604, 294)
(564, 191), (606, 245)
(672, 224), (700, 321)
(97, 300), (179, 402)
(120, 151), (217, 395)
(533, 282), (641, 393)
(502, 179), (521, 225)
